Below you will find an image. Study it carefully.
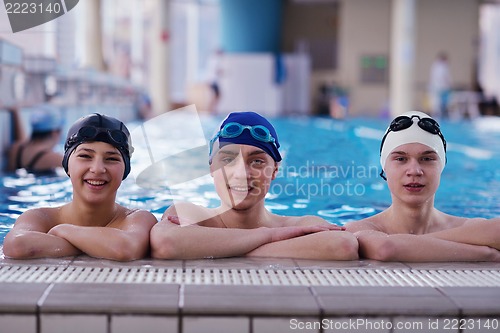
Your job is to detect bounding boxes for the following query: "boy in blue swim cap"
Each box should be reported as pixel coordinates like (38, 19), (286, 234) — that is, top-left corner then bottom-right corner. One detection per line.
(346, 111), (500, 262)
(151, 111), (358, 260)
(3, 114), (157, 261)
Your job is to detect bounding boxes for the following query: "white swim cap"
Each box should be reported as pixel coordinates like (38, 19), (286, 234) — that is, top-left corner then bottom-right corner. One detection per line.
(380, 111), (446, 172)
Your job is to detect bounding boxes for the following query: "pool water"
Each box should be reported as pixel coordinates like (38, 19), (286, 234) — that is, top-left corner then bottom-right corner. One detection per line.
(1, 115), (499, 244)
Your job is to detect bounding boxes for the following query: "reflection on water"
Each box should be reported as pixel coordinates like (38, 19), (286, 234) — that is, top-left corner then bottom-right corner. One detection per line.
(1, 116), (500, 244)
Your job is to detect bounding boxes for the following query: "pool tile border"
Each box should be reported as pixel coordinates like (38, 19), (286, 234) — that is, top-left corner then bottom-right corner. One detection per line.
(0, 255), (499, 333)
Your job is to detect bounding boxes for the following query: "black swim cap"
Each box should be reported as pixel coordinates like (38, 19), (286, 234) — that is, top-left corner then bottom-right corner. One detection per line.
(62, 113), (134, 180)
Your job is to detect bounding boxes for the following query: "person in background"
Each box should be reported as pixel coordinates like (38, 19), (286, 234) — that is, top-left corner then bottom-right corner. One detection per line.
(150, 111), (359, 260)
(346, 111), (500, 262)
(428, 52), (452, 118)
(6, 105), (64, 174)
(3, 113), (157, 261)
(205, 48), (224, 114)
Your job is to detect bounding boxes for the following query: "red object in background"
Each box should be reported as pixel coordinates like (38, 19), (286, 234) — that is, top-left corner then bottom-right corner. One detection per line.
(161, 30), (169, 42)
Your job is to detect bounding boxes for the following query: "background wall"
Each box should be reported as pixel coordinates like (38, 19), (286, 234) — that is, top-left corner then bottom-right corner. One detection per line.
(283, 0), (481, 116)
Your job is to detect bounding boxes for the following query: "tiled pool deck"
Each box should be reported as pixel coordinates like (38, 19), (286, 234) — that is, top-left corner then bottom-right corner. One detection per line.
(1, 254), (500, 333)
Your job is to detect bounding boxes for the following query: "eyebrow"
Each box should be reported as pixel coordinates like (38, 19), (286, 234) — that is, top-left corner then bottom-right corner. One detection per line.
(76, 147), (121, 156)
(218, 148), (267, 156)
(390, 150), (437, 155)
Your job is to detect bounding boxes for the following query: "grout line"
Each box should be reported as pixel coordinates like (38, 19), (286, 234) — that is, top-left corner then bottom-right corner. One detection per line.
(36, 283), (55, 333)
(36, 283), (55, 308)
(178, 284), (184, 333)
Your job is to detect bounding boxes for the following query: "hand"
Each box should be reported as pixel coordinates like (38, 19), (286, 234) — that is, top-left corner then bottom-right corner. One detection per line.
(487, 247), (500, 262)
(166, 215), (200, 226)
(47, 224), (73, 238)
(268, 224), (344, 242)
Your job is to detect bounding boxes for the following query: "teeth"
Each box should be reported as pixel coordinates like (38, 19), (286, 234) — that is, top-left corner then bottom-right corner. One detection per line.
(87, 180), (105, 186)
(230, 186), (250, 192)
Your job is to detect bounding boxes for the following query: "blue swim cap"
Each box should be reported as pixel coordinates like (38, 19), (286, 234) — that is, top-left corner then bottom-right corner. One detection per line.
(30, 106), (63, 133)
(210, 111), (282, 162)
(62, 113), (133, 180)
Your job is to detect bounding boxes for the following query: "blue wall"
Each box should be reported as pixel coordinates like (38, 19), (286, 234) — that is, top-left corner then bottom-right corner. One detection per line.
(220, 0), (283, 53)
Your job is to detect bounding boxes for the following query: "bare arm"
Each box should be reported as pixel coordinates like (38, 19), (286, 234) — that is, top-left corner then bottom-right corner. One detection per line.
(355, 230), (500, 262)
(246, 230), (358, 261)
(427, 218), (500, 250)
(150, 220), (337, 260)
(3, 209), (81, 259)
(7, 105), (27, 142)
(48, 210), (157, 261)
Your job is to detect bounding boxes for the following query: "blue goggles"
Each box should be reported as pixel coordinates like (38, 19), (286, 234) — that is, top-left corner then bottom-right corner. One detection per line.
(209, 122), (277, 156)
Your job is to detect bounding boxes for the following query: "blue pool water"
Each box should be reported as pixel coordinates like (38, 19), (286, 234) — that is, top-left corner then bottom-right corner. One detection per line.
(1, 115), (499, 244)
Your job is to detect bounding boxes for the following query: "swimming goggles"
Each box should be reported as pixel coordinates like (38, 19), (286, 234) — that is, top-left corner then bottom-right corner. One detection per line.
(209, 122), (277, 155)
(65, 126), (132, 153)
(379, 115), (447, 153)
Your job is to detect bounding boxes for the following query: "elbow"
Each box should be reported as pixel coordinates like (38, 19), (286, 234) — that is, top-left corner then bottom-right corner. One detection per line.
(320, 232), (359, 260)
(3, 234), (35, 259)
(150, 228), (181, 259)
(360, 238), (398, 261)
(106, 239), (148, 262)
(332, 232), (359, 260)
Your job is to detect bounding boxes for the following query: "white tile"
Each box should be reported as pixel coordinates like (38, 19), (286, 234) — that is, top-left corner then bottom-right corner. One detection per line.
(183, 316), (249, 333)
(111, 315), (178, 333)
(323, 317), (391, 333)
(0, 314), (37, 333)
(256, 317), (320, 333)
(394, 317), (457, 333)
(41, 314), (107, 333)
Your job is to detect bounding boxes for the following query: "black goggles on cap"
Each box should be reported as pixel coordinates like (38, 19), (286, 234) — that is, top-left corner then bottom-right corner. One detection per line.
(65, 126), (132, 155)
(379, 115), (447, 154)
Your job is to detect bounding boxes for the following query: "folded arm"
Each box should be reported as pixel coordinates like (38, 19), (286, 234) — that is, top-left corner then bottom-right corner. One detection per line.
(48, 210), (157, 261)
(3, 210), (81, 259)
(150, 220), (340, 260)
(246, 230), (359, 261)
(355, 230), (500, 262)
(427, 218), (500, 250)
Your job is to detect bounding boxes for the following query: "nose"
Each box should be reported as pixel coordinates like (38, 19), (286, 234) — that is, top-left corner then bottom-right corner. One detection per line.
(229, 154), (250, 180)
(406, 158), (423, 177)
(90, 158), (106, 174)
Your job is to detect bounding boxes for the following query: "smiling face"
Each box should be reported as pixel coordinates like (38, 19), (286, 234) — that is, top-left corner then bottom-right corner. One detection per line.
(384, 143), (442, 207)
(67, 141), (125, 205)
(210, 144), (278, 211)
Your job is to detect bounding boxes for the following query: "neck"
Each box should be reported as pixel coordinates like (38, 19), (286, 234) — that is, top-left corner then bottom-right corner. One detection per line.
(217, 203), (272, 229)
(66, 197), (118, 227)
(383, 199), (437, 234)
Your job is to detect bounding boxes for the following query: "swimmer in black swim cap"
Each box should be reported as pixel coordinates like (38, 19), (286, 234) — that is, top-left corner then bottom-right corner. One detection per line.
(3, 114), (156, 261)
(62, 113), (134, 179)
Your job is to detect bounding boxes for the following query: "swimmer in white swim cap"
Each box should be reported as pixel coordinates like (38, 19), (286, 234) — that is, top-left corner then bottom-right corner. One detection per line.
(345, 111), (500, 262)
(379, 111), (446, 180)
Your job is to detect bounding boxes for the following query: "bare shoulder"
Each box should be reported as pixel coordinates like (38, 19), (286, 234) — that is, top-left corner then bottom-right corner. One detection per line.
(160, 202), (218, 226)
(345, 215), (383, 233)
(288, 215), (332, 227)
(14, 206), (62, 231)
(123, 207), (158, 223)
(435, 211), (477, 229)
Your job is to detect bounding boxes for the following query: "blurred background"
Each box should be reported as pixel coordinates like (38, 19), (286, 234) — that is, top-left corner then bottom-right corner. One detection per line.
(1, 0), (500, 165)
(1, 0), (499, 114)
